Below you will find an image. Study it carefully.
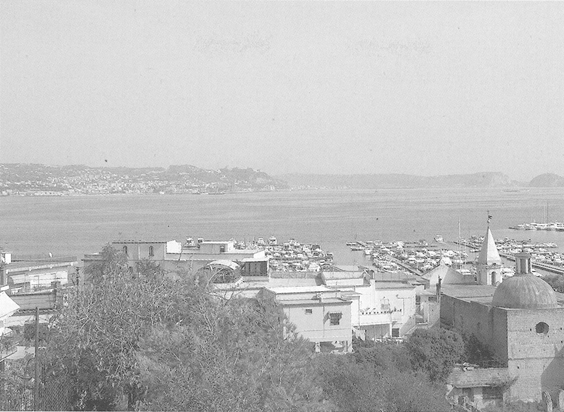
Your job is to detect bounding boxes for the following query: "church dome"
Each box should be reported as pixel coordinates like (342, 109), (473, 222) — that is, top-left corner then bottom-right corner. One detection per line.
(492, 274), (558, 309)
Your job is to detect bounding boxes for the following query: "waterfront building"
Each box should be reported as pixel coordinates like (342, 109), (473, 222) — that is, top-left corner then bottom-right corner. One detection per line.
(83, 239), (268, 278)
(0, 256), (77, 311)
(261, 286), (352, 353)
(321, 269), (417, 340)
(2, 257), (77, 293)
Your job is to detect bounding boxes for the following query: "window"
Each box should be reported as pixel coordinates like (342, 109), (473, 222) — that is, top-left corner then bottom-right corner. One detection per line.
(483, 386), (503, 400)
(329, 312), (342, 326)
(219, 245), (226, 253)
(149, 246), (154, 257)
(305, 309), (313, 314)
(392, 328), (400, 337)
(380, 298), (390, 312)
(461, 388), (474, 402)
(536, 322), (549, 335)
(122, 246), (128, 256)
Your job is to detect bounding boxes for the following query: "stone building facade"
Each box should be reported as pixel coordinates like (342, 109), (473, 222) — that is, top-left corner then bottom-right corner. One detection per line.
(443, 252), (564, 404)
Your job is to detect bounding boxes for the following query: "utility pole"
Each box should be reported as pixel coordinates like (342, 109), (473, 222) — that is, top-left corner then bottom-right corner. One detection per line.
(34, 306), (39, 411)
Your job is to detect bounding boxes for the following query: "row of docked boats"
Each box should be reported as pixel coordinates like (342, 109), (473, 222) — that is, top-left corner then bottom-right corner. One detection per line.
(462, 236), (564, 269)
(509, 222), (564, 231)
(258, 238), (334, 272)
(347, 239), (470, 274)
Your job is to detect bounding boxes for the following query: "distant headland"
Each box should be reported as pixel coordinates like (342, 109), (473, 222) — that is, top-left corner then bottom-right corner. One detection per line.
(276, 172), (564, 190)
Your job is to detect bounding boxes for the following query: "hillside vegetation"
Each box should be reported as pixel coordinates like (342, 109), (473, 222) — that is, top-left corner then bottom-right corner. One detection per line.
(1, 246), (460, 411)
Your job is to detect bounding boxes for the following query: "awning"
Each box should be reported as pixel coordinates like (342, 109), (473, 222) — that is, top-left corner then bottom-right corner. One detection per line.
(0, 292), (20, 320)
(208, 260), (240, 271)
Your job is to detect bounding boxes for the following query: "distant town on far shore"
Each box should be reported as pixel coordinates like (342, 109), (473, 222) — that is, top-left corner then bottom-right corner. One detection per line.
(1, 163), (564, 196)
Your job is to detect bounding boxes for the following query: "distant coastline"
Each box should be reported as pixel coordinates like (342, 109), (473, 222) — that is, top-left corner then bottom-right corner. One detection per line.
(276, 172), (564, 190)
(1, 163), (564, 196)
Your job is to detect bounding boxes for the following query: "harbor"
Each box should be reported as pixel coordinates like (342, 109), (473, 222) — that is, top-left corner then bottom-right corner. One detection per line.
(346, 239), (472, 276)
(347, 233), (564, 278)
(455, 236), (564, 276)
(509, 222), (564, 231)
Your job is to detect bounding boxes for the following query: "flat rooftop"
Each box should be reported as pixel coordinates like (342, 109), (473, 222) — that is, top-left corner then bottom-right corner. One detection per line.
(266, 285), (335, 294)
(375, 282), (415, 290)
(441, 285), (498, 305)
(322, 271), (364, 280)
(278, 298), (352, 306)
(113, 240), (169, 244)
(4, 258), (78, 273)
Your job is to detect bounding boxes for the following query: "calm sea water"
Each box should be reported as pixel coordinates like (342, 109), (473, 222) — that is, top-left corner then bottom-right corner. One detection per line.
(1, 187), (564, 265)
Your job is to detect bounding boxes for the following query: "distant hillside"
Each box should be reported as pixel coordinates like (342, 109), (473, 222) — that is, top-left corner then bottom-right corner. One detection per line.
(277, 172), (517, 189)
(0, 163), (288, 195)
(529, 173), (564, 187)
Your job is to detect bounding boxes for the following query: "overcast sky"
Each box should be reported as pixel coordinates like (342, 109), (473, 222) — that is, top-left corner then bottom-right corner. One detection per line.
(1, 1), (563, 180)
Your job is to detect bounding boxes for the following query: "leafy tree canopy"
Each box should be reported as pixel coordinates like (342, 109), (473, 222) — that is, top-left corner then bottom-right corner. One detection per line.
(21, 245), (466, 411)
(405, 328), (465, 383)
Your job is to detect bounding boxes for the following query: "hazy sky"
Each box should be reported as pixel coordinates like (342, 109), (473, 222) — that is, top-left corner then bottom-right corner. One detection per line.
(1, 1), (563, 180)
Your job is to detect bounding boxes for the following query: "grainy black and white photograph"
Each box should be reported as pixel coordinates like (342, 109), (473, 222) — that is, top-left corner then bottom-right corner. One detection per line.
(1, 1), (564, 411)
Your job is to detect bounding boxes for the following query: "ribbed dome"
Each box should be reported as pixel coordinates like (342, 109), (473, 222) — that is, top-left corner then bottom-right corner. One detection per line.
(492, 274), (558, 309)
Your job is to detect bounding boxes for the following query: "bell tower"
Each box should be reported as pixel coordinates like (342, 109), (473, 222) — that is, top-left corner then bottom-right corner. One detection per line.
(477, 213), (503, 286)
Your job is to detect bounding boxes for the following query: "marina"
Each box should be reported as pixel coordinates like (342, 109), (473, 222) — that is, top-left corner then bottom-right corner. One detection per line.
(203, 237), (335, 273)
(347, 238), (471, 275)
(455, 236), (564, 276)
(347, 233), (564, 278)
(509, 222), (564, 231)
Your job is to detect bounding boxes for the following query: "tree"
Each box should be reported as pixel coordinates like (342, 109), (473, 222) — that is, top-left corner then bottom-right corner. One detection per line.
(378, 369), (452, 412)
(405, 328), (465, 383)
(543, 274), (564, 293)
(42, 245), (328, 411)
(463, 333), (504, 367)
(313, 355), (384, 412)
(0, 354), (34, 411)
(137, 293), (327, 411)
(314, 348), (452, 412)
(83, 244), (129, 284)
(353, 341), (411, 374)
(42, 246), (201, 410)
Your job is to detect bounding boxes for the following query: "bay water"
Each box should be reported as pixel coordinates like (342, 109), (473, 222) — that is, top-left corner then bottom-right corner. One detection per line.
(1, 187), (564, 265)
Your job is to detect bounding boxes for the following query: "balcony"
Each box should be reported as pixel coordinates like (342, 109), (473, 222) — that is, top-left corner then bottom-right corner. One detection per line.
(356, 308), (404, 327)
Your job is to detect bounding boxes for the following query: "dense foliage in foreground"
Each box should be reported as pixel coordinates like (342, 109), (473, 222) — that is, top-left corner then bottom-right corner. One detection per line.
(2, 246), (458, 411)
